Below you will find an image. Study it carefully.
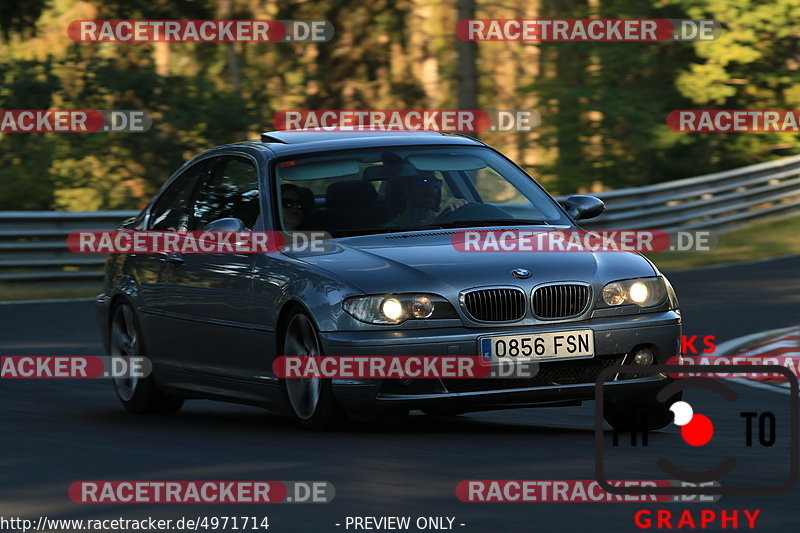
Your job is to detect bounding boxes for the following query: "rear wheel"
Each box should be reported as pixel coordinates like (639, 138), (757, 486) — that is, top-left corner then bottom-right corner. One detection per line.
(279, 311), (347, 429)
(110, 302), (183, 414)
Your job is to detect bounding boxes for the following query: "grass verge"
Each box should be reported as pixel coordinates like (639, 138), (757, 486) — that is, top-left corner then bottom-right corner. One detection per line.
(0, 280), (100, 302)
(647, 215), (800, 272)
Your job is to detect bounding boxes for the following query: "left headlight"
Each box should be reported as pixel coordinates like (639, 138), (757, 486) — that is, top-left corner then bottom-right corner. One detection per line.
(343, 294), (458, 325)
(596, 277), (669, 309)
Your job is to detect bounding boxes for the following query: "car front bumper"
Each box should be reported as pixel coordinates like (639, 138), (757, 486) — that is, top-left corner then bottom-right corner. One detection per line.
(319, 311), (681, 416)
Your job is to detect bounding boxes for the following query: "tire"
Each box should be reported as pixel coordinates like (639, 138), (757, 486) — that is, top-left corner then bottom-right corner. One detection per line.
(278, 310), (347, 429)
(603, 390), (683, 432)
(109, 302), (184, 414)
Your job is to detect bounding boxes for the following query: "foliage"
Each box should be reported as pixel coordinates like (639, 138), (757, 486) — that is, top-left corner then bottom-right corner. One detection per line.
(0, 0), (798, 209)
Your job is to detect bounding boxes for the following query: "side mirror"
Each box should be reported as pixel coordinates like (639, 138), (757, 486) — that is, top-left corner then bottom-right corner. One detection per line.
(204, 217), (246, 231)
(563, 195), (605, 221)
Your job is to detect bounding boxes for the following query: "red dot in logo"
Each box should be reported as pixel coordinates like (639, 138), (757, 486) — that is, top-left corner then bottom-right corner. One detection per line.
(681, 414), (714, 446)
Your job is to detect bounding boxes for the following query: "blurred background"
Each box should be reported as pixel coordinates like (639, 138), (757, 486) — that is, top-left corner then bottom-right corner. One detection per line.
(1, 0), (800, 299)
(2, 0), (800, 211)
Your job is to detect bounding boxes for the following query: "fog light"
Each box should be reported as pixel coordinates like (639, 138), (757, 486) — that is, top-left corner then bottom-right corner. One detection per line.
(633, 348), (654, 365)
(411, 295), (434, 318)
(381, 298), (403, 321)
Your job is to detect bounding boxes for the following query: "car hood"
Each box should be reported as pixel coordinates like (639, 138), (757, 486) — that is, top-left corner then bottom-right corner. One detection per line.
(285, 229), (658, 295)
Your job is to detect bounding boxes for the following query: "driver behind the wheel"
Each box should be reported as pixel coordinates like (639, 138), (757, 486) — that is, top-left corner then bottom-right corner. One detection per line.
(383, 171), (467, 226)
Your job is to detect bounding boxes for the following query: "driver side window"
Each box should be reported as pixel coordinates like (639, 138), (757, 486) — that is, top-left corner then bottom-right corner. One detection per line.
(149, 160), (213, 231)
(190, 156), (261, 230)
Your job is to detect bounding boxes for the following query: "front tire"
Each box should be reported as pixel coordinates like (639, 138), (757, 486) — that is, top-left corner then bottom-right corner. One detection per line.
(109, 302), (183, 414)
(279, 310), (347, 429)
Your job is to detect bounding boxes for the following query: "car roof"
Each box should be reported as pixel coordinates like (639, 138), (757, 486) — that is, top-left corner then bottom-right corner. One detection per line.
(224, 129), (485, 158)
(262, 129), (452, 144)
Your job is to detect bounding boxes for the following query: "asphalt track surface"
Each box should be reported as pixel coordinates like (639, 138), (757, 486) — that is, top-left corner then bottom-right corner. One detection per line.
(1, 255), (799, 532)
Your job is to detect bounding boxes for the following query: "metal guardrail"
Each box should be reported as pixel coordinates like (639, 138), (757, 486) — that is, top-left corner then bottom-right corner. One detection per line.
(2, 155), (800, 282)
(0, 211), (136, 281)
(571, 154), (800, 233)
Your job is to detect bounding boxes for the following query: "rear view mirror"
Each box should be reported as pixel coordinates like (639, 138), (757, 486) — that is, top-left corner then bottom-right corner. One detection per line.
(563, 195), (605, 221)
(204, 217), (246, 231)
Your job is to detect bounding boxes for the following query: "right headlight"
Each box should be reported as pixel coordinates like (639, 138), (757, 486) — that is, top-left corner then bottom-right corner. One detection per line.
(596, 276), (669, 309)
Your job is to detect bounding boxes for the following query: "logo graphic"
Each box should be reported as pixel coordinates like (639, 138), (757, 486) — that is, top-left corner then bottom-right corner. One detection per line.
(669, 400), (714, 446)
(511, 268), (531, 279)
(595, 364), (798, 495)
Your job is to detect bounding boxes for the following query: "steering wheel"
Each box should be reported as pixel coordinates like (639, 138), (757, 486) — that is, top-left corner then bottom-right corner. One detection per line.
(433, 201), (473, 224)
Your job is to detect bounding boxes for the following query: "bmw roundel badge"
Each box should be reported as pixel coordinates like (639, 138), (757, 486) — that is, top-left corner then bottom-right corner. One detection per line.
(511, 268), (531, 279)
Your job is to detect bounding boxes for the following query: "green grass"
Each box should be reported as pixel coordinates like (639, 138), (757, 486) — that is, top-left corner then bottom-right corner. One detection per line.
(647, 214), (800, 272)
(0, 280), (100, 302)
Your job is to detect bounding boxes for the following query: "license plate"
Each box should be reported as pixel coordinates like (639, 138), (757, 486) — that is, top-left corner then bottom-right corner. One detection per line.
(479, 330), (595, 363)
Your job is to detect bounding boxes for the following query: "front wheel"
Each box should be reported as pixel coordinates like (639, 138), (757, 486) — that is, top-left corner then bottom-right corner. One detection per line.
(109, 302), (183, 414)
(279, 311), (347, 429)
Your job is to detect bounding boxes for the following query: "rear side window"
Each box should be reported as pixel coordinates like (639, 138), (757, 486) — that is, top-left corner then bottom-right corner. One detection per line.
(149, 160), (213, 231)
(190, 156), (261, 230)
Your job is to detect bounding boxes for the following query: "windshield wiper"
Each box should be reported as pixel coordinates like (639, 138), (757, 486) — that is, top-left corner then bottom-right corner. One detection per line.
(433, 219), (551, 229)
(330, 226), (444, 237)
(330, 220), (550, 237)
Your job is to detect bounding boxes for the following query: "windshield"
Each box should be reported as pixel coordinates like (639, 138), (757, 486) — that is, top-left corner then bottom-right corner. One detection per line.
(274, 146), (571, 235)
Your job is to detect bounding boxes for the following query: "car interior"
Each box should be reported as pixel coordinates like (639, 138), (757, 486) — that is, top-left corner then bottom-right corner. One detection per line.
(275, 149), (559, 234)
(280, 158), (448, 232)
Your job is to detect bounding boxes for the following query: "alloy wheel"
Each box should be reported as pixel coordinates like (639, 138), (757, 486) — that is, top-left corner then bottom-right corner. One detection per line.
(283, 314), (322, 420)
(110, 304), (140, 402)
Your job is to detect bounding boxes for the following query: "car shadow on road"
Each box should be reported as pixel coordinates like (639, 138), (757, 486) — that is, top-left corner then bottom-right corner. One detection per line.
(76, 402), (673, 439)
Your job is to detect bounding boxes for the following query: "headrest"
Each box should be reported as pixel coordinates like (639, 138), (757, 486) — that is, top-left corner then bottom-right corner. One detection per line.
(362, 166), (385, 181)
(296, 186), (315, 211)
(281, 184), (314, 211)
